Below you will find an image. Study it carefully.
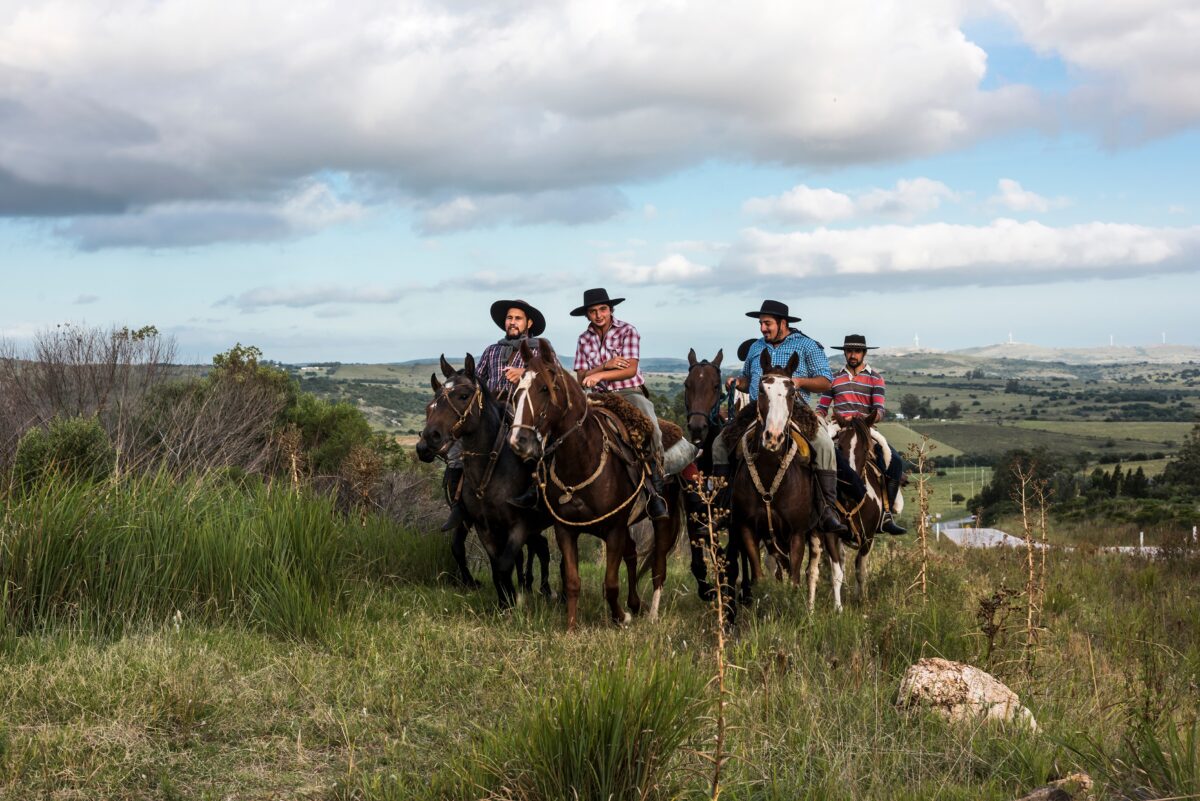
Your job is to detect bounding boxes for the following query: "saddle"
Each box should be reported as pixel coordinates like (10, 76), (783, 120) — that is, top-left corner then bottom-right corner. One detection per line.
(587, 392), (683, 467)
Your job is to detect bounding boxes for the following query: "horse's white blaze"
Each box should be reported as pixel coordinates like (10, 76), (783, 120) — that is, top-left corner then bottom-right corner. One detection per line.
(508, 369), (538, 448)
(761, 377), (790, 441)
(846, 431), (860, 473)
(649, 587), (662, 621)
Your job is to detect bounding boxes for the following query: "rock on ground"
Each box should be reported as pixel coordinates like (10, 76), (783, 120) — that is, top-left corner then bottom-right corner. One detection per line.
(897, 657), (1037, 730)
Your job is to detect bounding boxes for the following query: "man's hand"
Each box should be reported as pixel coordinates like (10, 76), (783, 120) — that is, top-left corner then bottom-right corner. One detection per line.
(504, 366), (525, 383)
(603, 357), (629, 370)
(581, 374), (603, 389)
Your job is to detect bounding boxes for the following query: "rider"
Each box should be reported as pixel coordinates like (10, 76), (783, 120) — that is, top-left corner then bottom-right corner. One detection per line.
(817, 334), (907, 536)
(441, 299), (544, 531)
(711, 300), (848, 536)
(570, 287), (669, 521)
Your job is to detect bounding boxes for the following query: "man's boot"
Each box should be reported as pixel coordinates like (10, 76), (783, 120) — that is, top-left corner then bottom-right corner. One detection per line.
(815, 469), (849, 537)
(508, 480), (539, 509)
(881, 479), (907, 535)
(441, 466), (467, 532)
(646, 461), (669, 521)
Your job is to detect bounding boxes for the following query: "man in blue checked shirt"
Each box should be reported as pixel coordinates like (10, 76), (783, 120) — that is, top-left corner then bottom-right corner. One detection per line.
(440, 299), (544, 532)
(711, 299), (849, 536)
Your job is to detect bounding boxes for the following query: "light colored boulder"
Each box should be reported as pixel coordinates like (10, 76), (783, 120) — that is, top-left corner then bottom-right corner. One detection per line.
(897, 657), (1037, 730)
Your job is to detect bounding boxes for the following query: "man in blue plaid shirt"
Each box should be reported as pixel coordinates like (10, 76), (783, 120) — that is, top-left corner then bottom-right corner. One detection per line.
(441, 299), (545, 531)
(711, 299), (849, 536)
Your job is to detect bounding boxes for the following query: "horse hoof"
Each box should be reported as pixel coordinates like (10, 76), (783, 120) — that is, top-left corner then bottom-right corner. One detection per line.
(623, 612), (633, 624)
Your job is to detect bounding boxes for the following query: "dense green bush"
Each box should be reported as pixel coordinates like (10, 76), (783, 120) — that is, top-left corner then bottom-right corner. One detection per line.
(12, 415), (115, 489)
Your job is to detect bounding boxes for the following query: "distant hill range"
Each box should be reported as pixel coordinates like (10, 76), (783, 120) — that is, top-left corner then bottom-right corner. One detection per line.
(884, 343), (1200, 365)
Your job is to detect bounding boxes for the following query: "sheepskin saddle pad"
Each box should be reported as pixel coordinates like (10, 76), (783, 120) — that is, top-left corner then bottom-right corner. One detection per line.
(587, 392), (683, 458)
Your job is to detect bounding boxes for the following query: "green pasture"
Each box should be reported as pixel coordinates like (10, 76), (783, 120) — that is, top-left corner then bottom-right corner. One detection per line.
(907, 421), (1176, 460)
(877, 422), (963, 457)
(2, 474), (1199, 800)
(1011, 420), (1193, 446)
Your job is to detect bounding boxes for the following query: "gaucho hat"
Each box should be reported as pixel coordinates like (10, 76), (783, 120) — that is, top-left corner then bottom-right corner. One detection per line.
(830, 334), (879, 351)
(736, 338), (757, 361)
(570, 287), (626, 317)
(746, 299), (801, 323)
(489, 299), (546, 337)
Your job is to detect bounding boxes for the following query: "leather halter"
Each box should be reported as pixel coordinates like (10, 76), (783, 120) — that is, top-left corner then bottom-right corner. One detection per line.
(430, 377), (483, 456)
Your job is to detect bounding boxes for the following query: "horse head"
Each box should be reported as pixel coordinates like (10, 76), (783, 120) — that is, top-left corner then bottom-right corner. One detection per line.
(832, 413), (874, 474)
(508, 338), (573, 461)
(416, 353), (482, 462)
(683, 347), (724, 445)
(756, 350), (799, 453)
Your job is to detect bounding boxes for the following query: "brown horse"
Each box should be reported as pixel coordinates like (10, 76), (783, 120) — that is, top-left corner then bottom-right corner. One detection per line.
(828, 413), (889, 602)
(508, 338), (684, 631)
(415, 354), (552, 606)
(725, 350), (846, 621)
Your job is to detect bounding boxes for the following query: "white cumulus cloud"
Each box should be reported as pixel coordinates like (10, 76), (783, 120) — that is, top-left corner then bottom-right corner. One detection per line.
(989, 178), (1068, 213)
(744, 178), (957, 224)
(604, 253), (713, 285)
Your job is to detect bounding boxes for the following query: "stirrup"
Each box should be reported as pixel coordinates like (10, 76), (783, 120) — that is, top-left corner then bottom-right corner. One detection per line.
(441, 503), (467, 532)
(508, 484), (539, 509)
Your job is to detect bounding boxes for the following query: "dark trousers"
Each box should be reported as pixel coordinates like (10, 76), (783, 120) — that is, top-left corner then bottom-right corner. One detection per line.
(875, 446), (904, 508)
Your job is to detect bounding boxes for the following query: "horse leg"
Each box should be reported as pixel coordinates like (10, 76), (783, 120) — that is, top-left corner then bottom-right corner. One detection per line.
(623, 534), (643, 618)
(806, 532), (821, 612)
(829, 538), (845, 613)
(856, 536), (874, 603)
(556, 527), (581, 631)
(742, 528), (764, 604)
(788, 532), (805, 587)
(647, 493), (682, 621)
(532, 531), (553, 598)
(604, 529), (630, 626)
(450, 522), (481, 589)
(684, 488), (715, 601)
(521, 544), (534, 593)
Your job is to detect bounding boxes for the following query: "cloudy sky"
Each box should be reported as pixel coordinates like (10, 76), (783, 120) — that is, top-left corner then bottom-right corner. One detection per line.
(2, 0), (1198, 363)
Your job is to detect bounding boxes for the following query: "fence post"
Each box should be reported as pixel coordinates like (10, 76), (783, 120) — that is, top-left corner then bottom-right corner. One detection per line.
(1139, 531), (1144, 552)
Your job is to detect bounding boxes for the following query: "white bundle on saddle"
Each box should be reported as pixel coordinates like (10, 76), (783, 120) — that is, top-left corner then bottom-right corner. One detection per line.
(663, 438), (698, 476)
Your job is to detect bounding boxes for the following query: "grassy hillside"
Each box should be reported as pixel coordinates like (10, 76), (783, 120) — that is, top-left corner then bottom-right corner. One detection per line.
(3, 479), (1197, 799)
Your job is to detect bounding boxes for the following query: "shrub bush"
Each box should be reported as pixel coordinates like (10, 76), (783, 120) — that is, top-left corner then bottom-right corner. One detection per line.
(12, 415), (115, 488)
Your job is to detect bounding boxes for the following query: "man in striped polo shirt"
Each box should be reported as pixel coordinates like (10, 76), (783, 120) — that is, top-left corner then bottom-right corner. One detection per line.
(817, 334), (907, 535)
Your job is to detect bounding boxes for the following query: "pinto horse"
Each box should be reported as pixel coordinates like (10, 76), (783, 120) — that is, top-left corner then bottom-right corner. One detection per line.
(415, 354), (552, 606)
(827, 413), (892, 602)
(725, 351), (847, 622)
(508, 339), (685, 631)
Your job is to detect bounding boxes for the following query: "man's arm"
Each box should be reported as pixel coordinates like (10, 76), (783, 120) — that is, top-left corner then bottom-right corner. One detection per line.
(872, 374), (886, 421)
(794, 339), (833, 395)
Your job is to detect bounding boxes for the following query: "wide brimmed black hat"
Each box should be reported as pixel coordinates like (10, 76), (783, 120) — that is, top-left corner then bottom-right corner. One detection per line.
(570, 287), (626, 317)
(490, 299), (546, 337)
(736, 338), (757, 362)
(830, 334), (879, 351)
(745, 299), (801, 323)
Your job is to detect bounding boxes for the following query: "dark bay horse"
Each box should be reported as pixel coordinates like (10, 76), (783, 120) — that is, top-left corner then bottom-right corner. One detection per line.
(726, 351), (846, 621)
(681, 348), (725, 600)
(508, 339), (685, 631)
(828, 413), (891, 602)
(416, 354), (552, 606)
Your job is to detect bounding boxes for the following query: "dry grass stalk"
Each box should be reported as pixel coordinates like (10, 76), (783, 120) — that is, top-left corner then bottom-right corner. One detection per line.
(342, 443), (384, 525)
(905, 436), (935, 601)
(689, 474), (731, 801)
(1011, 462), (1043, 672)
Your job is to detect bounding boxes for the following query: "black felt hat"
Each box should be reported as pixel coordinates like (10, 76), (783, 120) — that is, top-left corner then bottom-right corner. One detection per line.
(830, 334), (879, 351)
(745, 299), (801, 323)
(489, 299), (546, 337)
(570, 287), (626, 317)
(736, 338), (757, 361)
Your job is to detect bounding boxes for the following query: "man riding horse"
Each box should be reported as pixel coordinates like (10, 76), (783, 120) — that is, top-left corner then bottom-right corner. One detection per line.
(441, 298), (544, 531)
(569, 287), (669, 521)
(817, 334), (907, 536)
(710, 300), (850, 536)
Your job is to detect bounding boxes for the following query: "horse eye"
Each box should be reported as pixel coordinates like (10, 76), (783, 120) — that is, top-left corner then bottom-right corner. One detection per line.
(538, 385), (549, 394)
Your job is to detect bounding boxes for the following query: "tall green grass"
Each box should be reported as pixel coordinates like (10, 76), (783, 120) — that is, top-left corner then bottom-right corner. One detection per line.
(455, 656), (708, 801)
(0, 472), (453, 639)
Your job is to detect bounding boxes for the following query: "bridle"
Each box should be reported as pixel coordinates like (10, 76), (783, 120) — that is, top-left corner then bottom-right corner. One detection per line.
(431, 377), (483, 455)
(509, 365), (588, 458)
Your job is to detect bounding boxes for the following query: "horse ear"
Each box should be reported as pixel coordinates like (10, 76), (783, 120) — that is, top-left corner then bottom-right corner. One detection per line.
(759, 349), (771, 372)
(865, 409), (880, 427)
(785, 351), (800, 376)
(712, 349), (723, 370)
(439, 354), (455, 378)
(463, 353), (476, 379)
(538, 338), (558, 367)
(430, 373), (441, 393)
(519, 339), (533, 363)
(687, 348), (697, 367)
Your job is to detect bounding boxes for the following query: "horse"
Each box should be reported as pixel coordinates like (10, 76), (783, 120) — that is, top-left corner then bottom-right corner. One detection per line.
(508, 338), (685, 631)
(682, 347), (777, 602)
(826, 412), (893, 603)
(415, 354), (552, 606)
(725, 350), (846, 622)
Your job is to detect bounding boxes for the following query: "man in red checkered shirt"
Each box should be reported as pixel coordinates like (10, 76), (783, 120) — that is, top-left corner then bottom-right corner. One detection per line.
(817, 334), (907, 535)
(571, 287), (668, 520)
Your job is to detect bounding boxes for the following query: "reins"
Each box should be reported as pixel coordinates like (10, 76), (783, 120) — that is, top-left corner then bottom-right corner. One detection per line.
(738, 420), (802, 542)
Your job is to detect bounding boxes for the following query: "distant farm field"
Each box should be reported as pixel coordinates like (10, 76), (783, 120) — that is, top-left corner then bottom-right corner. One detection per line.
(907, 421), (1177, 460)
(876, 422), (962, 457)
(1011, 420), (1193, 445)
